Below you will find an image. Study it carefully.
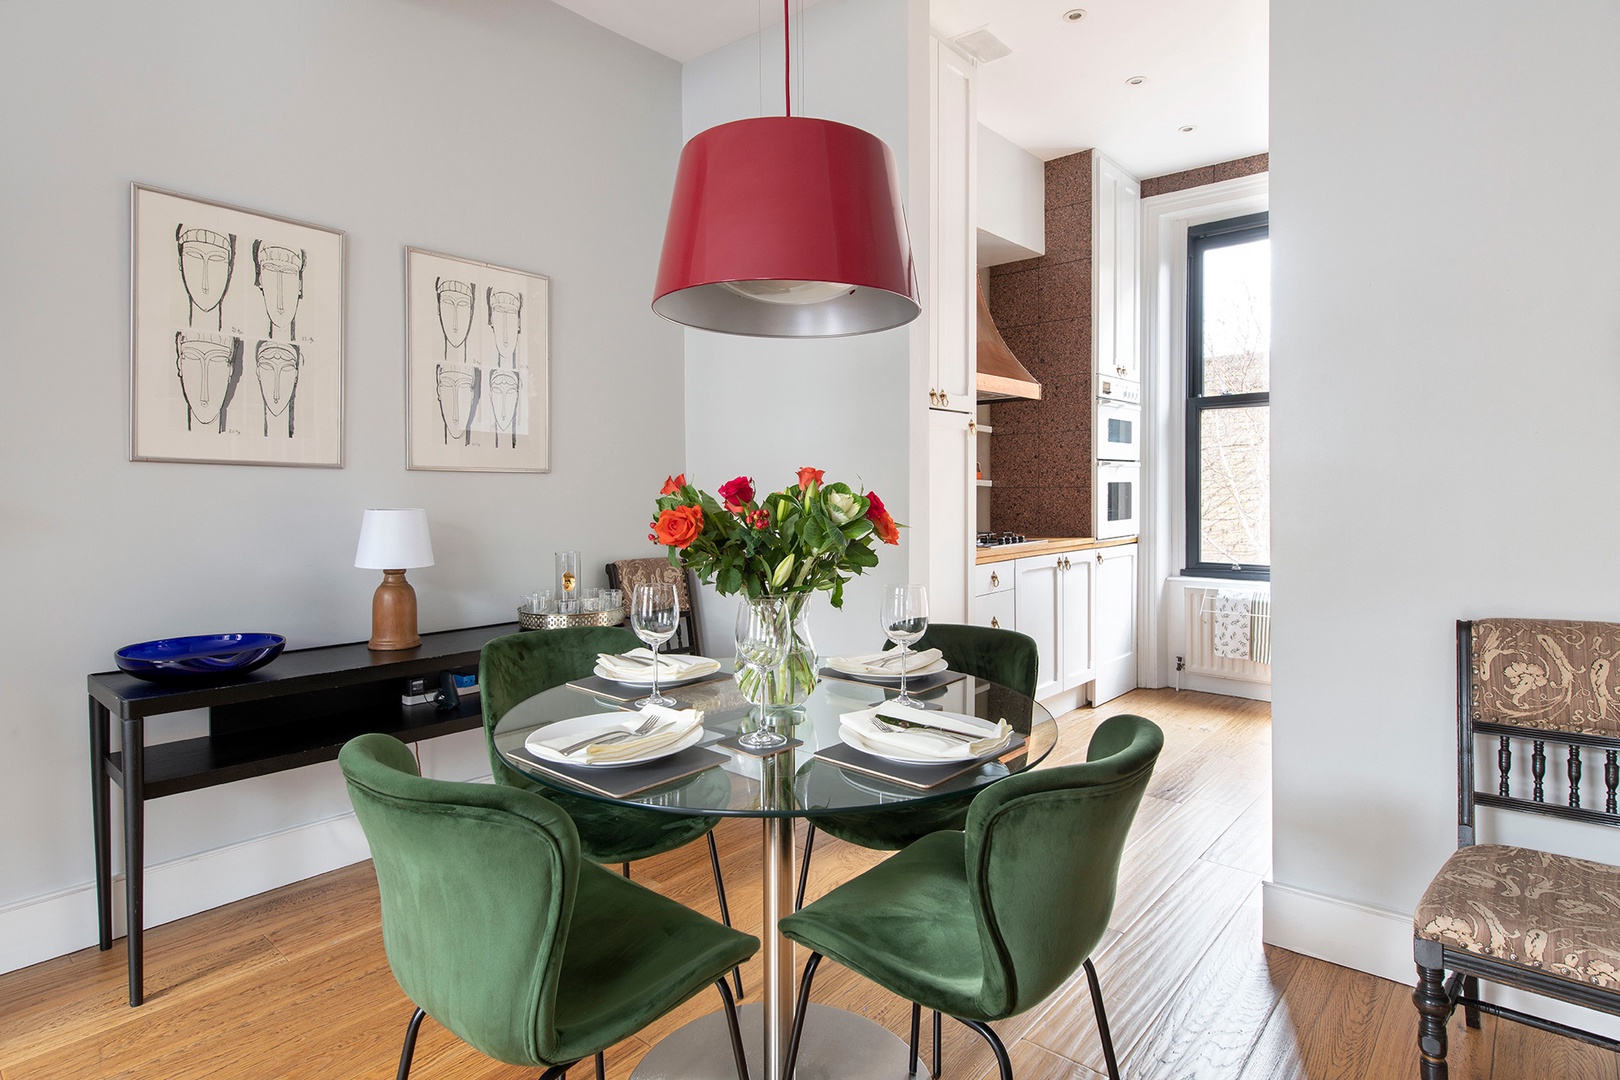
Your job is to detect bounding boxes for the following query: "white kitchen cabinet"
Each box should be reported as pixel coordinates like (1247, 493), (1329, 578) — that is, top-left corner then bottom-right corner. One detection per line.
(1060, 552), (1095, 691)
(971, 560), (1015, 631)
(1092, 153), (1141, 383)
(928, 38), (975, 413)
(926, 409), (974, 623)
(1090, 543), (1138, 705)
(1013, 552), (1094, 702)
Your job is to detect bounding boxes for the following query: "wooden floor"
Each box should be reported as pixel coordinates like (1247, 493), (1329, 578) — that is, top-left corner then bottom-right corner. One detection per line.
(3, 688), (1617, 1079)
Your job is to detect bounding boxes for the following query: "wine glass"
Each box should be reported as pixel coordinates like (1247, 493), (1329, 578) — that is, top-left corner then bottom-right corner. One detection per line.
(631, 582), (680, 708)
(735, 598), (792, 749)
(881, 584), (929, 708)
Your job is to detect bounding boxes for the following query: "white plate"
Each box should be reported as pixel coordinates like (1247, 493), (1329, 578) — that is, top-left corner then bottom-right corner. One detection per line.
(838, 721), (1007, 765)
(592, 656), (722, 688)
(525, 713), (705, 768)
(826, 657), (949, 684)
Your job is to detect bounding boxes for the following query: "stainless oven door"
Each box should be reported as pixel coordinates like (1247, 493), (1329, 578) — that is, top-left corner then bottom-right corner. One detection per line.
(1095, 462), (1140, 539)
(1096, 399), (1141, 463)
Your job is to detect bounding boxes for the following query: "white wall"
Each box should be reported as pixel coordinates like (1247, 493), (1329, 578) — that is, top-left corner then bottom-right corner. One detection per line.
(1267, 0), (1620, 996)
(0, 0), (683, 972)
(680, 0), (921, 659)
(976, 123), (1044, 267)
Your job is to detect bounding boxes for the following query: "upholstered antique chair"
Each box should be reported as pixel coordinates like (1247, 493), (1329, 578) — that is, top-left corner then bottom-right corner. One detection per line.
(339, 733), (758, 1080)
(480, 625), (742, 998)
(1413, 619), (1620, 1078)
(781, 713), (1163, 1080)
(607, 558), (704, 654)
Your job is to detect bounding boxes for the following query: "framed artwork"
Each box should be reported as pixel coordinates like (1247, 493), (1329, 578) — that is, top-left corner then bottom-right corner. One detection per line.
(405, 247), (550, 473)
(129, 183), (345, 467)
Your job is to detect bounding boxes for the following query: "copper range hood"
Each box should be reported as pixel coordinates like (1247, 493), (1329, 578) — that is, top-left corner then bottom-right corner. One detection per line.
(975, 282), (1041, 401)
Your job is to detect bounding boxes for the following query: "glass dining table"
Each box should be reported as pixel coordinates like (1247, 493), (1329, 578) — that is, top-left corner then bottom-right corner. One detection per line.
(492, 660), (1058, 1080)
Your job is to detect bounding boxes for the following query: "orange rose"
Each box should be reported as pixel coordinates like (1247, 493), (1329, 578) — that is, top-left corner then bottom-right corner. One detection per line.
(660, 473), (686, 496)
(865, 490), (899, 545)
(653, 505), (704, 549)
(796, 466), (824, 490)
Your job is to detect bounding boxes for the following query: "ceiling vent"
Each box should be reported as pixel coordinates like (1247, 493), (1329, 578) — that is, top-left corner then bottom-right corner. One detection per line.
(951, 26), (1012, 64)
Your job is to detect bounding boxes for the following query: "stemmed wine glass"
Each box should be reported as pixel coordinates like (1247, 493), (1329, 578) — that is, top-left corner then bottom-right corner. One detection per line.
(735, 597), (792, 749)
(881, 584), (930, 708)
(631, 582), (680, 708)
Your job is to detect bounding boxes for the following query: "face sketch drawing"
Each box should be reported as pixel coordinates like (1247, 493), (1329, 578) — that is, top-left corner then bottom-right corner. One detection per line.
(253, 242), (305, 339)
(255, 340), (301, 437)
(436, 278), (475, 362)
(487, 288), (522, 366)
(487, 368), (520, 448)
(435, 364), (479, 445)
(176, 226), (236, 330)
(174, 331), (242, 432)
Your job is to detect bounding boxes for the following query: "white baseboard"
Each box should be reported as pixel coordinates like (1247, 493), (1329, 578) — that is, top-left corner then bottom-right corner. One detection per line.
(1263, 879), (1620, 1040)
(1174, 672), (1271, 701)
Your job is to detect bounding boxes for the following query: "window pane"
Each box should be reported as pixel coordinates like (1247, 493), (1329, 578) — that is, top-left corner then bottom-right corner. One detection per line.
(1199, 405), (1270, 566)
(1200, 238), (1270, 395)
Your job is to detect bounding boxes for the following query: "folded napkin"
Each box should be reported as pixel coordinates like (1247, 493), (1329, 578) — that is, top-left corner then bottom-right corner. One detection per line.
(839, 703), (1012, 761)
(529, 704), (702, 765)
(595, 648), (716, 681)
(826, 648), (944, 677)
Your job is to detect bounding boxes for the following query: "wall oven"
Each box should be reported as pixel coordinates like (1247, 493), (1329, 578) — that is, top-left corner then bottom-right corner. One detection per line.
(1095, 377), (1141, 463)
(1094, 378), (1140, 539)
(1095, 461), (1140, 539)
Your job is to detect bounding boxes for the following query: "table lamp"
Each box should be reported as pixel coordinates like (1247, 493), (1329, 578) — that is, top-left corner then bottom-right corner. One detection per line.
(355, 508), (435, 651)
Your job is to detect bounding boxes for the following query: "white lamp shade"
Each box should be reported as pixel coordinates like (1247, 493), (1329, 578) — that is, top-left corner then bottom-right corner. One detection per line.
(355, 508), (435, 570)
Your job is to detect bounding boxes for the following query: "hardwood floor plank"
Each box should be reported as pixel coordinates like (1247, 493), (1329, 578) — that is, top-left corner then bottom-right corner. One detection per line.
(1491, 1017), (1620, 1080)
(1200, 788), (1271, 876)
(1108, 795), (1244, 933)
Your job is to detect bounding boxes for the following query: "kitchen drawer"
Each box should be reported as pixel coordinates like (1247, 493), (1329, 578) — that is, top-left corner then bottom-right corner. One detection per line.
(974, 562), (1014, 597)
(973, 588), (1016, 632)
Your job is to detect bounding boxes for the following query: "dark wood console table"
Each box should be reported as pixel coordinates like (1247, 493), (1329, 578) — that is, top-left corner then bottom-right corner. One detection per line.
(87, 622), (519, 1005)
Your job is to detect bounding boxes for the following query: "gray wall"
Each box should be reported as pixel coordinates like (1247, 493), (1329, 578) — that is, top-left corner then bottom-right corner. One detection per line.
(0, 0), (683, 969)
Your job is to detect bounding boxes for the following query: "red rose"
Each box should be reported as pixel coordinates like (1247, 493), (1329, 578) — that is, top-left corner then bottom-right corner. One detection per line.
(660, 473), (686, 496)
(796, 466), (824, 490)
(653, 505), (704, 549)
(865, 490), (899, 546)
(718, 475), (755, 512)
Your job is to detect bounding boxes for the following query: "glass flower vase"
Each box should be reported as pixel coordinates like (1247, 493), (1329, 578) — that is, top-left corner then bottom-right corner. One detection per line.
(738, 593), (818, 720)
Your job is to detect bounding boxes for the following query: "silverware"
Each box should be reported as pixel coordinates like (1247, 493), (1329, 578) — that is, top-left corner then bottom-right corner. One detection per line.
(556, 715), (660, 756)
(870, 715), (977, 743)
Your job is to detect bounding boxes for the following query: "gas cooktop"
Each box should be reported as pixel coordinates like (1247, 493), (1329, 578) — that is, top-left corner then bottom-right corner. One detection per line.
(975, 532), (1028, 547)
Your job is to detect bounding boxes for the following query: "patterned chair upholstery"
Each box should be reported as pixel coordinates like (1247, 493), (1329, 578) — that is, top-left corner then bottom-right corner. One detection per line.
(606, 558), (703, 655)
(1413, 619), (1620, 1079)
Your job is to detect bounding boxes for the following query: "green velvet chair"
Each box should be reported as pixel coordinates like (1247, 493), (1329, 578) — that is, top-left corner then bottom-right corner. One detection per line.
(780, 713), (1163, 1080)
(340, 733), (758, 1080)
(480, 626), (744, 998)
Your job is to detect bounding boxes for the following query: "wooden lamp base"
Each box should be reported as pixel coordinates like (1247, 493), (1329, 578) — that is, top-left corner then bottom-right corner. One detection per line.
(369, 569), (421, 651)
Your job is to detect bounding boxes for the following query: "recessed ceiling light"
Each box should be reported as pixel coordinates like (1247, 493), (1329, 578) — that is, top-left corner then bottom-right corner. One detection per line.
(1063, 8), (1086, 21)
(1126, 76), (1146, 86)
(1179, 125), (1196, 133)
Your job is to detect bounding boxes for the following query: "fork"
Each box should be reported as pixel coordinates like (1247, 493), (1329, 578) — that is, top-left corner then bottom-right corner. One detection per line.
(556, 715), (660, 756)
(870, 716), (975, 743)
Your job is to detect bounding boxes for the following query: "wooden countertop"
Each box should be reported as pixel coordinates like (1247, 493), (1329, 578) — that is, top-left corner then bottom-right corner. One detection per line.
(974, 536), (1137, 565)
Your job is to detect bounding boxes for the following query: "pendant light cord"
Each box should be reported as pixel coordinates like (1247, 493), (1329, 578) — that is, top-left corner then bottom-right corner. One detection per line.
(782, 0), (792, 117)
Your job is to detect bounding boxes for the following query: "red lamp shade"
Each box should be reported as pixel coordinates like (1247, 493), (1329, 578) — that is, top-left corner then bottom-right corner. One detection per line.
(653, 116), (921, 338)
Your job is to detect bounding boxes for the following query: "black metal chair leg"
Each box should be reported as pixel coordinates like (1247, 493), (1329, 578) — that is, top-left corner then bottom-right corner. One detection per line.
(909, 1002), (922, 1077)
(933, 1009), (942, 1078)
(539, 1065), (571, 1080)
(595, 1051), (606, 1080)
(621, 862), (630, 878)
(707, 831), (745, 999)
(1461, 974), (1481, 1029)
(1083, 958), (1120, 1080)
(396, 1007), (427, 1080)
(795, 824), (818, 911)
(716, 977), (751, 1080)
(955, 1019), (1013, 1080)
(783, 952), (825, 1080)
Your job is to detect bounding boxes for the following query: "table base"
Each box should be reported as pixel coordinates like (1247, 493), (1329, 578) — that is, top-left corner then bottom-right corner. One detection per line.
(630, 1003), (926, 1080)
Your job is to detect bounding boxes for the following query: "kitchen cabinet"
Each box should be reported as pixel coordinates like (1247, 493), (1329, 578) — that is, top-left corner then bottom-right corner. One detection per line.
(1090, 542), (1138, 705)
(1013, 552), (1093, 701)
(971, 561), (1015, 632)
(1093, 153), (1141, 383)
(927, 409), (974, 622)
(928, 37), (975, 413)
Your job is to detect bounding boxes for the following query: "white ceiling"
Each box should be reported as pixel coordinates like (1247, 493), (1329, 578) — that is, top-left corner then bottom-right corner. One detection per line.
(553, 0), (1268, 179)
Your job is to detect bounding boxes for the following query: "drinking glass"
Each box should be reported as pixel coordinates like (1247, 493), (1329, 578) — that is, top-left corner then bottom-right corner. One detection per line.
(631, 582), (680, 708)
(734, 597), (791, 749)
(881, 584), (930, 708)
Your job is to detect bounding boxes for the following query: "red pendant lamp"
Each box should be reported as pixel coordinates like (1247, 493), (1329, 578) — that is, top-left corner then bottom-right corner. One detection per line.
(653, 1), (921, 338)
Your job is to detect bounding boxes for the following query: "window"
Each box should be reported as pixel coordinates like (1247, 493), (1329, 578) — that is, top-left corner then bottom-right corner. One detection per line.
(1185, 212), (1269, 579)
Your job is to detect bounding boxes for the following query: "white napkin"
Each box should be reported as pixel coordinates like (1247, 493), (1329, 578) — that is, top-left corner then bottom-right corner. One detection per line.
(839, 703), (1012, 761)
(826, 648), (944, 677)
(594, 648), (717, 681)
(529, 704), (702, 765)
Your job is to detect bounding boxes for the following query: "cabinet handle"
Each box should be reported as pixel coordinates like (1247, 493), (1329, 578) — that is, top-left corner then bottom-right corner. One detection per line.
(989, 571), (999, 588)
(1117, 365), (1127, 375)
(1097, 551), (1104, 563)
(1059, 556), (1068, 570)
(968, 419), (976, 434)
(990, 616), (1000, 629)
(941, 392), (950, 408)
(929, 389), (939, 406)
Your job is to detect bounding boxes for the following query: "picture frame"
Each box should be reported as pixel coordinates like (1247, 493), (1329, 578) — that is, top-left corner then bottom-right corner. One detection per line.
(405, 247), (550, 473)
(130, 183), (345, 467)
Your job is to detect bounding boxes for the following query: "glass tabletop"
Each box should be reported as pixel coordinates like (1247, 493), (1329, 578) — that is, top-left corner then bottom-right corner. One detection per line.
(491, 660), (1058, 818)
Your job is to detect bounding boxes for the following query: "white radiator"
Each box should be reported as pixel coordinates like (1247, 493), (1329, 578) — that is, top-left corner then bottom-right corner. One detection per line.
(1183, 587), (1272, 683)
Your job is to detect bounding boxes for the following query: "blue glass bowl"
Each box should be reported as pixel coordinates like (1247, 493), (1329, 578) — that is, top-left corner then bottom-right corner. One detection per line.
(115, 633), (286, 680)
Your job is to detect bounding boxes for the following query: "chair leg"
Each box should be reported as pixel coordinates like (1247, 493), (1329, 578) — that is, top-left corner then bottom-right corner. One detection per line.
(539, 1066), (571, 1080)
(783, 952), (825, 1080)
(396, 1007), (427, 1080)
(795, 824), (818, 911)
(716, 977), (751, 1080)
(955, 1019), (1013, 1080)
(707, 831), (745, 1000)
(595, 1051), (606, 1080)
(621, 862), (630, 878)
(909, 1002), (922, 1077)
(933, 1009), (942, 1078)
(1461, 974), (1481, 1030)
(1083, 958), (1121, 1080)
(1415, 962), (1451, 1079)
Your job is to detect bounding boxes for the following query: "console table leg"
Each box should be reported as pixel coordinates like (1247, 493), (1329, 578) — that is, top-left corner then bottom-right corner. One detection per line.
(90, 699), (112, 951)
(122, 715), (145, 1006)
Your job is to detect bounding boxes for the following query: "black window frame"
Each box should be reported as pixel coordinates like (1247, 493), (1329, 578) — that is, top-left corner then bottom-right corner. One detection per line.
(1184, 211), (1270, 581)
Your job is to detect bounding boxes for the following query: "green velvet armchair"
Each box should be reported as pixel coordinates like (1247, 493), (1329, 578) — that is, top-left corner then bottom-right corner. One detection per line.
(780, 713), (1163, 1080)
(340, 733), (759, 1080)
